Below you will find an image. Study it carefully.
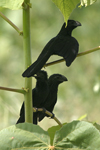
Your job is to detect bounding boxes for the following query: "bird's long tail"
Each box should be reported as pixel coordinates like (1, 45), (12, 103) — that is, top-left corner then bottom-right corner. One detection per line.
(33, 112), (38, 125)
(22, 38), (55, 77)
(16, 113), (25, 124)
(22, 50), (51, 77)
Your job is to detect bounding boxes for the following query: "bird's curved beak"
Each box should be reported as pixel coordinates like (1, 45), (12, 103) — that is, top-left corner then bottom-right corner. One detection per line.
(61, 76), (68, 82)
(76, 21), (82, 26)
(63, 76), (68, 81)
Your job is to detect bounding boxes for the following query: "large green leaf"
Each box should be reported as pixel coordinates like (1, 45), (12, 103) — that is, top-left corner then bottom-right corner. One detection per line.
(0, 123), (50, 150)
(93, 122), (100, 132)
(48, 123), (67, 145)
(80, 0), (97, 6)
(53, 121), (100, 149)
(52, 0), (80, 23)
(0, 0), (24, 10)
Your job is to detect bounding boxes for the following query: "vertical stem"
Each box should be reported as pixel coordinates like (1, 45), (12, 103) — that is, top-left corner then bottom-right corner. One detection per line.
(23, 0), (33, 123)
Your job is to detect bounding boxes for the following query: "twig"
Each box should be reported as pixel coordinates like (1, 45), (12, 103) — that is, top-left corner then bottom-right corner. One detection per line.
(0, 86), (25, 94)
(33, 107), (62, 127)
(44, 46), (100, 67)
(0, 11), (23, 35)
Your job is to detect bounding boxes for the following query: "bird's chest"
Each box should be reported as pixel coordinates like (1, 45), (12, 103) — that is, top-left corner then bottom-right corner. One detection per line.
(33, 86), (49, 107)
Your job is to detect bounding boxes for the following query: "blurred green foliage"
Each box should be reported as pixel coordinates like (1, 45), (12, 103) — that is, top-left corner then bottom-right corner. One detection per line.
(0, 0), (100, 130)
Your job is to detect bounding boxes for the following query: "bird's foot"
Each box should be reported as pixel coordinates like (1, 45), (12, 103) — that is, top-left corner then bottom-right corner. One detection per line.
(41, 107), (55, 118)
(41, 107), (46, 113)
(33, 107), (38, 113)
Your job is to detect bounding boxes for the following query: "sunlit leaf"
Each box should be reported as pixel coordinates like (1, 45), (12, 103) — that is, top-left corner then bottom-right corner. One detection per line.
(52, 0), (80, 23)
(0, 0), (24, 10)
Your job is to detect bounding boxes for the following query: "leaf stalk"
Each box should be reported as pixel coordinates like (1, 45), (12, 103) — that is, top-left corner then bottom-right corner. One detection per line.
(0, 11), (23, 35)
(0, 86), (25, 94)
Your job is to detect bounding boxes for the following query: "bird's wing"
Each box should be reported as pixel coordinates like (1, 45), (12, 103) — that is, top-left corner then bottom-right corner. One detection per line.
(22, 38), (55, 77)
(53, 36), (79, 66)
(38, 96), (57, 122)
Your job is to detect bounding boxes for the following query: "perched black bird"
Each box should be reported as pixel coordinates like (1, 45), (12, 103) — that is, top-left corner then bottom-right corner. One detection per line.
(38, 74), (68, 122)
(22, 20), (81, 77)
(32, 70), (49, 124)
(16, 70), (49, 124)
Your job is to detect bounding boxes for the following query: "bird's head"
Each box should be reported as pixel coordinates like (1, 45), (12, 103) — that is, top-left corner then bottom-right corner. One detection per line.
(67, 20), (81, 28)
(49, 74), (68, 85)
(58, 20), (81, 36)
(33, 70), (48, 80)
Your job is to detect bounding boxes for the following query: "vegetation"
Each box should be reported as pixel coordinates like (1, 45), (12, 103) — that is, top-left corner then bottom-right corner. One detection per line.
(0, 0), (100, 149)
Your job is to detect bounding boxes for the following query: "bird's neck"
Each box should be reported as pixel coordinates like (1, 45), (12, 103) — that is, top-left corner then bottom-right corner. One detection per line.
(49, 82), (59, 92)
(36, 80), (47, 89)
(58, 26), (76, 36)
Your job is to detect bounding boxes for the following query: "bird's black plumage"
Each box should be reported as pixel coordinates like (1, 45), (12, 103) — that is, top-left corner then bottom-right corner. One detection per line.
(38, 74), (68, 122)
(22, 20), (81, 77)
(32, 70), (49, 124)
(16, 70), (49, 124)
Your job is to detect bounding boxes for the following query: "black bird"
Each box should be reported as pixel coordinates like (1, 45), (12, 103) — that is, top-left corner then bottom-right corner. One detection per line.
(16, 70), (49, 124)
(22, 20), (81, 77)
(32, 70), (49, 124)
(38, 74), (68, 122)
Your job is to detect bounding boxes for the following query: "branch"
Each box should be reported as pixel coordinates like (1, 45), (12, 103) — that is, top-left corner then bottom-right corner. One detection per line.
(0, 86), (25, 94)
(44, 46), (100, 67)
(33, 107), (62, 127)
(0, 11), (23, 35)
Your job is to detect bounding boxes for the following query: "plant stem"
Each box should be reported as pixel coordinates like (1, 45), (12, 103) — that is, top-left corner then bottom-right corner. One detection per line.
(44, 46), (100, 67)
(0, 86), (25, 94)
(23, 0), (32, 123)
(0, 11), (23, 35)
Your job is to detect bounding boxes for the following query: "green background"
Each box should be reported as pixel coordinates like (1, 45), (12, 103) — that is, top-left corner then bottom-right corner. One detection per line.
(0, 0), (100, 130)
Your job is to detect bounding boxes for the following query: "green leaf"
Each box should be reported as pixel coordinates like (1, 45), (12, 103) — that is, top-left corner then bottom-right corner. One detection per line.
(80, 0), (97, 7)
(54, 121), (100, 149)
(0, 0), (24, 10)
(52, 0), (80, 24)
(0, 123), (50, 149)
(93, 122), (100, 132)
(48, 123), (67, 145)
